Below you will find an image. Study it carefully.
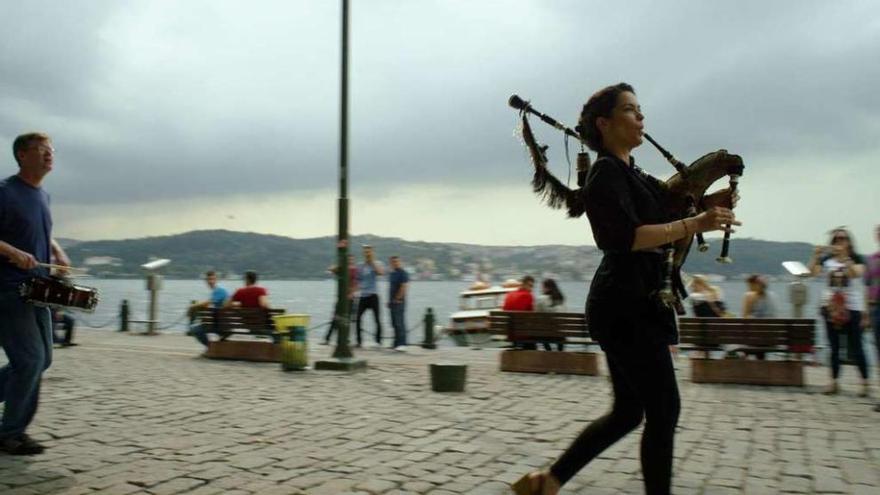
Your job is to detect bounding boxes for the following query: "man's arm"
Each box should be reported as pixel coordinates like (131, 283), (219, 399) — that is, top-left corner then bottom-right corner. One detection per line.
(258, 294), (270, 309)
(394, 282), (408, 302)
(50, 238), (71, 267)
(0, 240), (38, 269)
(189, 300), (211, 311)
(225, 292), (240, 308)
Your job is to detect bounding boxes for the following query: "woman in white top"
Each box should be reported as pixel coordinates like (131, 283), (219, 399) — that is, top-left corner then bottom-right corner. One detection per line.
(807, 227), (868, 396)
(536, 279), (566, 351)
(535, 278), (566, 312)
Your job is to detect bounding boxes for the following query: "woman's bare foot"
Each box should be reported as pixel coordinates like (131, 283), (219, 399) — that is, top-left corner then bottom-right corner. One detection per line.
(541, 472), (561, 495)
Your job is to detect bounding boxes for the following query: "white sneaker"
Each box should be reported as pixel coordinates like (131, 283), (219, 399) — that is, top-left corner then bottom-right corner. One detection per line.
(393, 345), (407, 352)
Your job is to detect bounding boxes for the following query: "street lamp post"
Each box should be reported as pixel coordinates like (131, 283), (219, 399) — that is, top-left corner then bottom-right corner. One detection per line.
(315, 0), (366, 372)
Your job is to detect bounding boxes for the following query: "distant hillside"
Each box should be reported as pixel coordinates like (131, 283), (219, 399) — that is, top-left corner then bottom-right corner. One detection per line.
(680, 237), (813, 277)
(63, 230), (813, 280)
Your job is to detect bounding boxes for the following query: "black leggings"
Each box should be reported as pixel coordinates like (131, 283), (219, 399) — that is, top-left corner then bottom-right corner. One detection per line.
(551, 342), (680, 495)
(356, 294), (382, 345)
(824, 309), (867, 380)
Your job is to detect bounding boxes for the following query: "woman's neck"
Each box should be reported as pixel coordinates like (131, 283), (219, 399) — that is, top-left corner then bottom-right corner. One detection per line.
(604, 142), (631, 165)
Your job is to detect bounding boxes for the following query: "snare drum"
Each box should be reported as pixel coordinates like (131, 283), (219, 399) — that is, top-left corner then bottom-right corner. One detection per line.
(19, 276), (99, 312)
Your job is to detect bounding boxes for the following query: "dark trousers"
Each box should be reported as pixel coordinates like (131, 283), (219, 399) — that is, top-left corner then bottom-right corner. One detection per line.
(356, 294), (382, 345)
(0, 291), (53, 440)
(550, 341), (680, 495)
(325, 298), (356, 343)
(53, 313), (75, 345)
(389, 301), (406, 347)
(872, 305), (880, 373)
(824, 309), (868, 379)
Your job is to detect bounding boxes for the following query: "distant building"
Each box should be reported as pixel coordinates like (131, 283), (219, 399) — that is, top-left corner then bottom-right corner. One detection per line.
(83, 256), (122, 267)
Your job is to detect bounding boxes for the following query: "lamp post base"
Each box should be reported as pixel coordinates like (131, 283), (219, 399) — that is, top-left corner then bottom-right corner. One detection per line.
(314, 357), (368, 372)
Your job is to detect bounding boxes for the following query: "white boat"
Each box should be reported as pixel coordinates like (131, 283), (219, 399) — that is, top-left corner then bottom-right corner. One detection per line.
(445, 285), (516, 347)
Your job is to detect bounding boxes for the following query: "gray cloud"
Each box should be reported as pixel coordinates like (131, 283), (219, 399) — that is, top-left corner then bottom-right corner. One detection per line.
(1, 0), (878, 208)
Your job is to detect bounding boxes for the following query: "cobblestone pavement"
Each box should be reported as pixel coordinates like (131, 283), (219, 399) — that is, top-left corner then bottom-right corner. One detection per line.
(1, 330), (879, 494)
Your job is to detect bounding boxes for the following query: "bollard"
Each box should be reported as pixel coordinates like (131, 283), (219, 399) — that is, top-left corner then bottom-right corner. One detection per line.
(421, 307), (437, 349)
(119, 299), (130, 332)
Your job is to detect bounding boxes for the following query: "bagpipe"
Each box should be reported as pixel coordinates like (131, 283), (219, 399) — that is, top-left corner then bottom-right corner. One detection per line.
(509, 94), (744, 313)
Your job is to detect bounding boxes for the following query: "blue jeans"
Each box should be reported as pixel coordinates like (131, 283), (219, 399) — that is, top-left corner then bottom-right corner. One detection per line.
(0, 290), (53, 440)
(823, 309), (868, 380)
(389, 301), (406, 347)
(189, 322), (210, 348)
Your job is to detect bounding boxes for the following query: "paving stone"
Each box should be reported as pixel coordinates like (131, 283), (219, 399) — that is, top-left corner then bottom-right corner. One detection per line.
(355, 479), (398, 493)
(2, 330), (878, 494)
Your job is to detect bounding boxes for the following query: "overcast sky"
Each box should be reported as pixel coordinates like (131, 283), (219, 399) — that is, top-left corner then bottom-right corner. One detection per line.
(2, 0), (878, 251)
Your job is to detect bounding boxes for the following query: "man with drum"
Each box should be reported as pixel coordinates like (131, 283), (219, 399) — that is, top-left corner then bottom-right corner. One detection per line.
(0, 132), (70, 455)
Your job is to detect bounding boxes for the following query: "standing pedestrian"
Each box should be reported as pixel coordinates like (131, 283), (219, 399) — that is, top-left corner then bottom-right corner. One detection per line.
(355, 245), (384, 347)
(807, 227), (869, 397)
(1, 132), (71, 455)
(863, 224), (880, 410)
(388, 255), (410, 351)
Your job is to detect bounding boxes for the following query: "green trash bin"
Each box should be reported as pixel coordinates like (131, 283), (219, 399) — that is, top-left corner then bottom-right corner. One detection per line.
(430, 363), (467, 392)
(274, 314), (310, 371)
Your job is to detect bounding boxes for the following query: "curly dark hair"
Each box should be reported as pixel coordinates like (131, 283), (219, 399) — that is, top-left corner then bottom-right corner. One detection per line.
(576, 83), (635, 152)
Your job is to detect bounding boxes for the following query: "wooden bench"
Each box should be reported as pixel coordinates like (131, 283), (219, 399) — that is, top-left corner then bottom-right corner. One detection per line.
(489, 311), (600, 375)
(678, 317), (816, 386)
(195, 307), (285, 362)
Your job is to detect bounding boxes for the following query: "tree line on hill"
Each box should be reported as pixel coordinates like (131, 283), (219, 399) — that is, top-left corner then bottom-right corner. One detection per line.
(61, 229), (815, 281)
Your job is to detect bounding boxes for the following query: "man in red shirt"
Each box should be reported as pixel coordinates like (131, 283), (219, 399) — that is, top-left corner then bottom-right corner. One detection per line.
(503, 275), (535, 311)
(228, 271), (270, 309)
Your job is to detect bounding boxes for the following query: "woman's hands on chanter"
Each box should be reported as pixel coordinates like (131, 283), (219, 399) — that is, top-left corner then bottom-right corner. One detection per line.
(693, 207), (741, 234)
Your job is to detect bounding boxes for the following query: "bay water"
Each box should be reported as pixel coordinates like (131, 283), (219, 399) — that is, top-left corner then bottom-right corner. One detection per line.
(72, 278), (867, 355)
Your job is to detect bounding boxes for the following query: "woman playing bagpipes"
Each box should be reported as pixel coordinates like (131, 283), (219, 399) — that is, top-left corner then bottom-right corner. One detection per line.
(512, 83), (741, 495)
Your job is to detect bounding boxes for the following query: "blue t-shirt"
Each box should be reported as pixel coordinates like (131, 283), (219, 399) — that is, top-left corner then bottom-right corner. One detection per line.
(389, 267), (409, 302)
(211, 286), (229, 308)
(358, 263), (380, 296)
(0, 175), (52, 290)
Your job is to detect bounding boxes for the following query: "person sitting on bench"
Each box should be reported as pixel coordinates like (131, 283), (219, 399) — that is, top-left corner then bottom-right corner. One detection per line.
(503, 275), (536, 349)
(188, 270), (229, 348)
(228, 270), (271, 309)
(535, 278), (566, 351)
